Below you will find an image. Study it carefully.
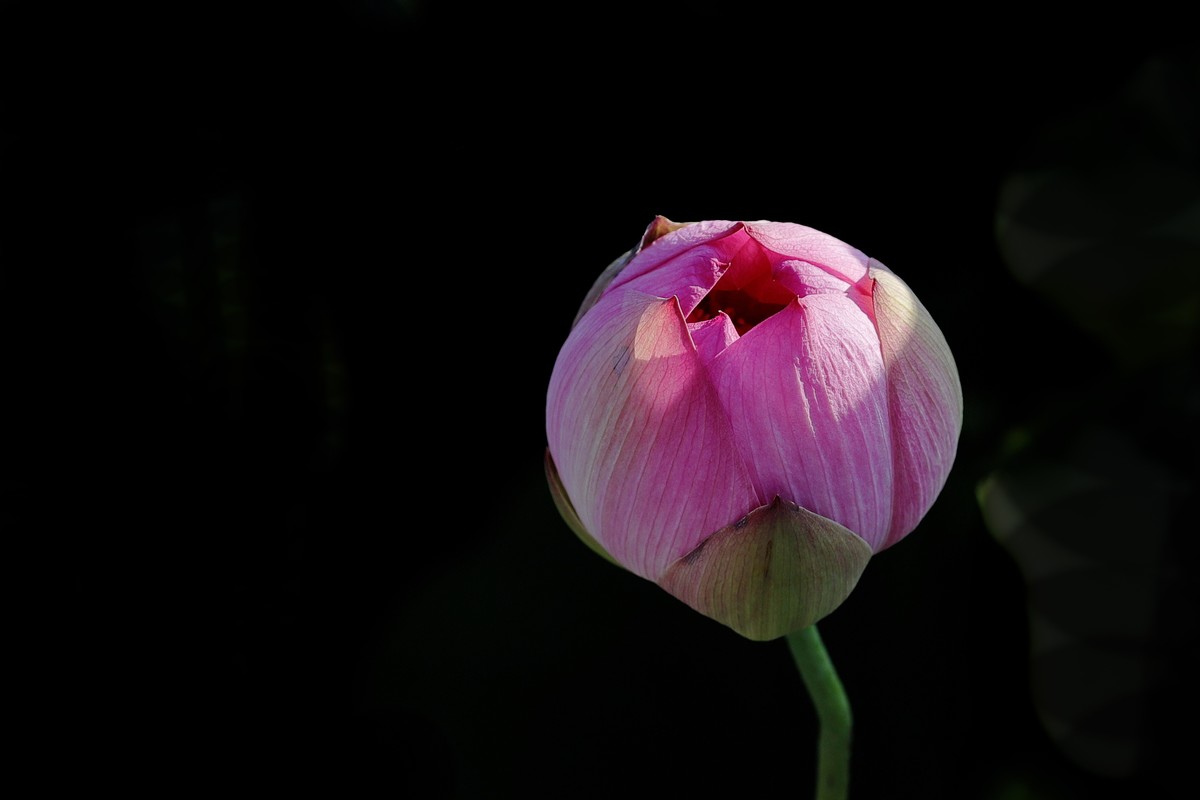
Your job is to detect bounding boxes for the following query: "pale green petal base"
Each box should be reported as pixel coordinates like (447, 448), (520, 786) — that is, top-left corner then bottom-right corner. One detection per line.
(546, 453), (871, 642)
(658, 498), (873, 641)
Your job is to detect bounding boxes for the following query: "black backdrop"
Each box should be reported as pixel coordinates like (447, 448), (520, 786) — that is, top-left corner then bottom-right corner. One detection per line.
(3, 3), (1196, 798)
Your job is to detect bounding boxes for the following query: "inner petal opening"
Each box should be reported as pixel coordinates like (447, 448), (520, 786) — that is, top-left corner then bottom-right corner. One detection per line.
(685, 239), (795, 336)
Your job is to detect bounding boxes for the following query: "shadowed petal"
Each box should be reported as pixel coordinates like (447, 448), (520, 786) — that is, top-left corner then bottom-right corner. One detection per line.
(709, 294), (894, 549)
(659, 497), (873, 640)
(869, 264), (963, 548)
(546, 291), (759, 579)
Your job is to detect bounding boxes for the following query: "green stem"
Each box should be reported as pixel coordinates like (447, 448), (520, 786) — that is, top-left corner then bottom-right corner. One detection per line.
(787, 624), (851, 800)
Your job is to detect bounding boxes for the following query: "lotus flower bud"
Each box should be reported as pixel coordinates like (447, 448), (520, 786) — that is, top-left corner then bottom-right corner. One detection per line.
(545, 218), (962, 640)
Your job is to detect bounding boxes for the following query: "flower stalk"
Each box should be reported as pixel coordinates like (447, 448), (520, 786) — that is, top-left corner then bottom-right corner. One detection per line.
(787, 624), (851, 800)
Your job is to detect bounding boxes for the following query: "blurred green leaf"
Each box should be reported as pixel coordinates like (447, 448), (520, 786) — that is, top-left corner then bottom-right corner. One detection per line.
(978, 427), (1181, 783)
(995, 56), (1200, 368)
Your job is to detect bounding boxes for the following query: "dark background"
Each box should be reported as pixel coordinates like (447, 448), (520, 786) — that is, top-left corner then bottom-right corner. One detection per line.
(3, 2), (1196, 797)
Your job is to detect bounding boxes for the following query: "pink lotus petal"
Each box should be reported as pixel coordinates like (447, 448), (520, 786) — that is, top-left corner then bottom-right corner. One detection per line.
(744, 221), (871, 286)
(708, 294), (894, 549)
(607, 229), (758, 320)
(772, 258), (856, 297)
(546, 291), (759, 579)
(687, 312), (739, 365)
(869, 263), (963, 549)
(608, 220), (744, 292)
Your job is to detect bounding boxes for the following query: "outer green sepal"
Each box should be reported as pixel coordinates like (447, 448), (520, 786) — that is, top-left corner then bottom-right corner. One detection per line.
(658, 497), (872, 641)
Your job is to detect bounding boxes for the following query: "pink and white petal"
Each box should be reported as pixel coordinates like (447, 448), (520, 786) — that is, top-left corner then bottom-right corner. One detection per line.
(870, 267), (963, 549)
(744, 221), (871, 285)
(687, 312), (739, 365)
(546, 290), (759, 580)
(866, 256), (896, 277)
(708, 294), (894, 550)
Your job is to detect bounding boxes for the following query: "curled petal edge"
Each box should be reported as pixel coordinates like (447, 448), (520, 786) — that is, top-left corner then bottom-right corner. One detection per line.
(569, 216), (696, 330)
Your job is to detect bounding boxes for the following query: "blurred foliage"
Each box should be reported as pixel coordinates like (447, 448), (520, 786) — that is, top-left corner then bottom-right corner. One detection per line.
(995, 57), (1200, 369)
(981, 52), (1199, 794)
